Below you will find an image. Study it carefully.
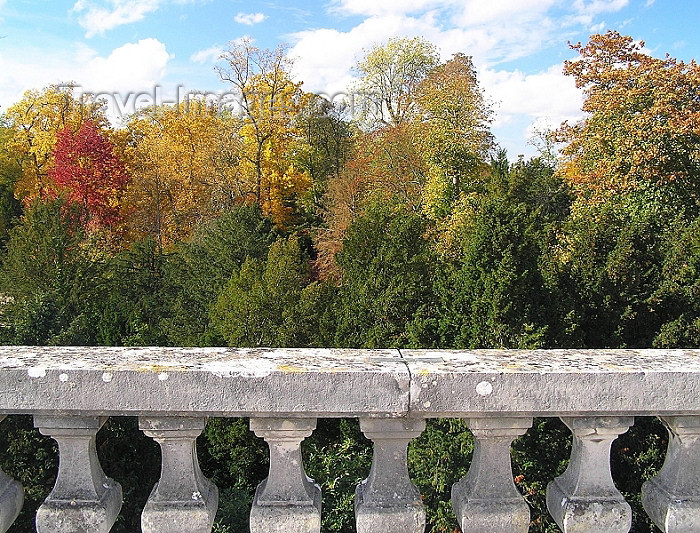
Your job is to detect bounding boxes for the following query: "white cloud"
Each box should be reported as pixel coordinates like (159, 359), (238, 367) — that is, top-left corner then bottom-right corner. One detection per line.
(72, 0), (200, 37)
(483, 66), (584, 158)
(573, 0), (629, 17)
(0, 38), (171, 120)
(590, 20), (606, 32)
(289, 13), (444, 95)
(290, 3), (558, 92)
(234, 12), (267, 25)
(330, 0), (452, 16)
(480, 64), (583, 129)
(83, 38), (171, 93)
(73, 0), (163, 37)
(456, 0), (556, 25)
(190, 45), (223, 64)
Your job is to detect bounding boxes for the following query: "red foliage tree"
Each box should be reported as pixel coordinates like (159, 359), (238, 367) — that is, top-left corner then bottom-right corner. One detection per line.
(49, 120), (128, 228)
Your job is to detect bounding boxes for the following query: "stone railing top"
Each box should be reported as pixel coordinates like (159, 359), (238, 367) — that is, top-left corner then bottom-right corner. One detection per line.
(0, 347), (408, 417)
(405, 349), (700, 417)
(0, 346), (699, 417)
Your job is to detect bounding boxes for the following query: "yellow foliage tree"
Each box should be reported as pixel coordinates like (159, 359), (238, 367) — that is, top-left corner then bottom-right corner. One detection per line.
(416, 53), (494, 217)
(124, 101), (244, 247)
(217, 39), (312, 227)
(3, 84), (107, 204)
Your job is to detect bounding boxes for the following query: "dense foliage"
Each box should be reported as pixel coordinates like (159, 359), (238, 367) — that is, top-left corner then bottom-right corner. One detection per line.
(0, 32), (697, 532)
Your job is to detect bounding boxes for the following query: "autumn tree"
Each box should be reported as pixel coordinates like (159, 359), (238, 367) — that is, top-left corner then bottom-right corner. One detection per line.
(3, 85), (106, 204)
(549, 32), (700, 350)
(315, 38), (440, 276)
(217, 39), (312, 226)
(0, 125), (22, 244)
(556, 31), (700, 203)
(314, 121), (430, 279)
(416, 53), (494, 214)
(353, 36), (439, 128)
(124, 102), (243, 247)
(293, 95), (353, 222)
(318, 42), (494, 277)
(49, 120), (128, 229)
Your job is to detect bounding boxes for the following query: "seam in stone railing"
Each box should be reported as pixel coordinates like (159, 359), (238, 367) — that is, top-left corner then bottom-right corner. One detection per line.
(397, 348), (412, 419)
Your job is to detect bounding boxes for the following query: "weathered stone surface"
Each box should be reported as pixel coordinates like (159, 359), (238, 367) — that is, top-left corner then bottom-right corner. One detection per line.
(140, 417), (218, 533)
(0, 416), (22, 533)
(0, 347), (408, 417)
(452, 417), (532, 533)
(250, 418), (321, 533)
(3, 348), (700, 418)
(355, 418), (425, 533)
(642, 416), (700, 532)
(34, 416), (122, 533)
(405, 349), (700, 416)
(547, 416), (633, 533)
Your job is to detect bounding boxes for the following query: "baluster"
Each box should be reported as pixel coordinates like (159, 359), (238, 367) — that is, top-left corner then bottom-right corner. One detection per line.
(642, 416), (700, 532)
(546, 416), (633, 533)
(34, 415), (122, 533)
(140, 416), (218, 533)
(0, 416), (22, 532)
(355, 418), (425, 533)
(249, 418), (321, 533)
(452, 417), (532, 533)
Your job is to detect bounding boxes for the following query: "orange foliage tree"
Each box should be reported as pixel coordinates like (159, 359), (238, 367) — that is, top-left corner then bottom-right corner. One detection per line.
(556, 31), (700, 200)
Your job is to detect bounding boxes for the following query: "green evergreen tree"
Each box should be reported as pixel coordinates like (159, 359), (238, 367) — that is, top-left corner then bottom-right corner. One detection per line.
(0, 198), (100, 345)
(211, 236), (310, 347)
(333, 200), (435, 348)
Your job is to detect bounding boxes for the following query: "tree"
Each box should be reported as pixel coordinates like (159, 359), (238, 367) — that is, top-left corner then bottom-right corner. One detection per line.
(293, 95), (354, 226)
(318, 46), (496, 278)
(124, 102), (244, 247)
(95, 238), (171, 347)
(295, 95), (353, 185)
(416, 53), (494, 212)
(0, 125), (23, 245)
(333, 201), (435, 348)
(434, 197), (550, 349)
(649, 215), (700, 348)
(3, 85), (106, 204)
(49, 120), (128, 229)
(0, 198), (99, 345)
(211, 236), (310, 347)
(548, 32), (700, 349)
(162, 204), (277, 346)
(556, 31), (700, 204)
(217, 39), (312, 226)
(354, 37), (439, 128)
(546, 188), (670, 348)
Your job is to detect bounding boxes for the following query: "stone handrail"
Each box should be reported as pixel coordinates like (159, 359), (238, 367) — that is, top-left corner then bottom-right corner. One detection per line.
(0, 346), (698, 532)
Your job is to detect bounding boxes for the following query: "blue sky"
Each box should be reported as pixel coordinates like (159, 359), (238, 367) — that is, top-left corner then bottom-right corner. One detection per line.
(1, 0), (698, 157)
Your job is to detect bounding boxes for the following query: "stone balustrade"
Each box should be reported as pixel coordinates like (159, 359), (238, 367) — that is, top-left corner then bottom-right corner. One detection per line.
(0, 346), (699, 532)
